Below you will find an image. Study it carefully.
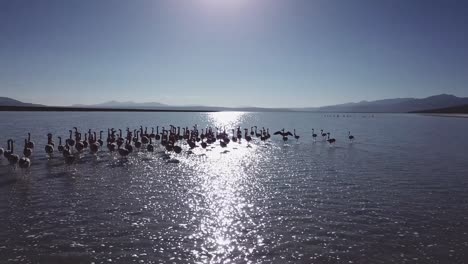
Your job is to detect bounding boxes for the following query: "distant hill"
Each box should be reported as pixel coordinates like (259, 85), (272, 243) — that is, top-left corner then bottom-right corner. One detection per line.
(72, 100), (290, 112)
(0, 97), (43, 107)
(0, 97), (287, 112)
(413, 103), (468, 114)
(72, 100), (168, 108)
(3, 94), (468, 113)
(295, 94), (468, 113)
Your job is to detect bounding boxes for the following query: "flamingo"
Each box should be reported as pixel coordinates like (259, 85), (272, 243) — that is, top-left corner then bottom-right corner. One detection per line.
(266, 128), (271, 139)
(23, 139), (33, 158)
(82, 133), (89, 149)
(177, 126), (184, 141)
(155, 126), (161, 141)
(75, 133), (85, 153)
(141, 126), (150, 145)
(45, 134), (54, 157)
(118, 142), (130, 157)
(273, 129), (293, 141)
(221, 129), (230, 145)
(66, 130), (75, 147)
(147, 137), (154, 152)
(187, 133), (197, 149)
(321, 129), (327, 140)
(260, 128), (268, 142)
(107, 130), (117, 152)
(116, 129), (124, 149)
(165, 142), (174, 152)
(62, 145), (72, 158)
(90, 140), (100, 155)
(231, 129), (238, 143)
(57, 137), (64, 152)
(26, 133), (35, 149)
(7, 140), (19, 166)
(98, 131), (104, 146)
(134, 131), (142, 150)
(183, 127), (190, 140)
(255, 126), (262, 137)
(326, 133), (336, 145)
(236, 127), (242, 140)
(201, 138), (207, 149)
(73, 127), (81, 147)
(4, 140), (12, 159)
(245, 129), (252, 144)
(293, 129), (300, 141)
(19, 139), (32, 169)
(18, 156), (31, 169)
(198, 128), (205, 142)
(62, 143), (75, 164)
(125, 139), (133, 154)
(173, 144), (182, 154)
(149, 127), (156, 139)
(160, 129), (168, 147)
(0, 123), (363, 167)
(220, 139), (227, 148)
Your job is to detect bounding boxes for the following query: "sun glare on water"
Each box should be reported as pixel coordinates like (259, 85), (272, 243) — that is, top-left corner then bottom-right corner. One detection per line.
(208, 111), (246, 129)
(184, 111), (267, 261)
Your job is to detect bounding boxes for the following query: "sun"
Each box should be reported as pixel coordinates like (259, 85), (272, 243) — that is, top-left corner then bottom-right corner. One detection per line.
(198, 0), (250, 10)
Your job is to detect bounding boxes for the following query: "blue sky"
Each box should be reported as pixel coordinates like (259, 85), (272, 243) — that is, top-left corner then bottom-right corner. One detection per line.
(1, 0), (467, 107)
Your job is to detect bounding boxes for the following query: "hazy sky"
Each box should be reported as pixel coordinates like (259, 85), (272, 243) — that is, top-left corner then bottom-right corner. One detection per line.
(1, 0), (467, 107)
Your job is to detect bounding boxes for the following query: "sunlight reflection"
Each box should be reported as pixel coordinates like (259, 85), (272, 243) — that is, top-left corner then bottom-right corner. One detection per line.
(208, 111), (246, 130)
(180, 113), (266, 262)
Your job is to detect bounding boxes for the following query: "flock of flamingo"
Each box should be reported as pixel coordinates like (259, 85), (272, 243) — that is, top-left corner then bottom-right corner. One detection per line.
(0, 125), (354, 169)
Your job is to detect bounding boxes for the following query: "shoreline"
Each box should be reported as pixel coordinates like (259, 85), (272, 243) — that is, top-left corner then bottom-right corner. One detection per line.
(2, 106), (468, 116)
(420, 113), (468, 118)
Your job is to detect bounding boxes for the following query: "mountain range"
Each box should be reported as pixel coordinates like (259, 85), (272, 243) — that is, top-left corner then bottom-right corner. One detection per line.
(0, 97), (43, 107)
(1, 94), (468, 113)
(72, 101), (168, 108)
(296, 94), (468, 113)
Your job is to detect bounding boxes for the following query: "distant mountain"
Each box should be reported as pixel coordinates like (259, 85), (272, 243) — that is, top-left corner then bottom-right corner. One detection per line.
(71, 100), (291, 112)
(296, 94), (468, 113)
(0, 97), (43, 107)
(73, 100), (168, 108)
(3, 94), (468, 113)
(413, 103), (468, 114)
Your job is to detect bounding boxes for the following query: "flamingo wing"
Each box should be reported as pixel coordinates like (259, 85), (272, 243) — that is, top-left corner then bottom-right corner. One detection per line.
(286, 131), (293, 136)
(273, 131), (282, 135)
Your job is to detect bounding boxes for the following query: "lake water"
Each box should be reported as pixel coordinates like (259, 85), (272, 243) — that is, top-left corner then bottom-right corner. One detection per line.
(0, 111), (467, 264)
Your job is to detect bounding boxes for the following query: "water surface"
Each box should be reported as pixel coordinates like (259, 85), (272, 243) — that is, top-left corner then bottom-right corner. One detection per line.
(0, 112), (467, 263)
